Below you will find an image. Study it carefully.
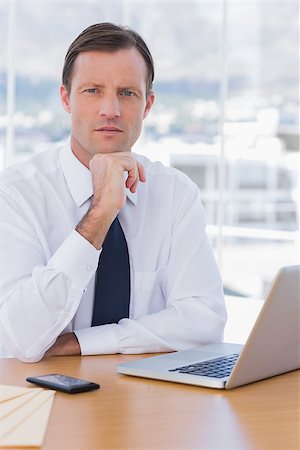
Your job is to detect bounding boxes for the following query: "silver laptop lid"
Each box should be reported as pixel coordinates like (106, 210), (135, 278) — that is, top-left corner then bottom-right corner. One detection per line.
(226, 265), (300, 389)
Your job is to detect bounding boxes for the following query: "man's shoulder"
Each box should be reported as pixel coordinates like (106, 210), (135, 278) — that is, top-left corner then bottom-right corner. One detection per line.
(0, 143), (62, 191)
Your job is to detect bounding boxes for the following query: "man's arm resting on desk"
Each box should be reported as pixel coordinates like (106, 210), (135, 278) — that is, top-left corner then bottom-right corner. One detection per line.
(44, 333), (81, 357)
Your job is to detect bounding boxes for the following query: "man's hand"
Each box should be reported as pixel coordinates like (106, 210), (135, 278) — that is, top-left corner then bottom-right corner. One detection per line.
(90, 152), (146, 212)
(44, 333), (81, 357)
(76, 152), (146, 249)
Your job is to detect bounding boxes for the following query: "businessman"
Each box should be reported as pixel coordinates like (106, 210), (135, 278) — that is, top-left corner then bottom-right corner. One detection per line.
(0, 23), (226, 362)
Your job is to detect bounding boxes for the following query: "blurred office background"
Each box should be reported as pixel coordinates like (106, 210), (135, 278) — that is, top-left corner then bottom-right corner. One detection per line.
(0, 0), (299, 299)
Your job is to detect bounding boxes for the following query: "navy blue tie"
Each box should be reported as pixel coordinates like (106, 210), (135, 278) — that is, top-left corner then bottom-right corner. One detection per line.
(92, 217), (130, 326)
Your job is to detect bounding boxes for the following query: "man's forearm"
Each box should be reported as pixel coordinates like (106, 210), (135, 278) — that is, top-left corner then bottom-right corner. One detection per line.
(75, 205), (115, 250)
(44, 332), (81, 357)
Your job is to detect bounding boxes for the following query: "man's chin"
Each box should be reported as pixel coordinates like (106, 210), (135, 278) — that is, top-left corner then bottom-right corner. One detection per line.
(93, 146), (131, 154)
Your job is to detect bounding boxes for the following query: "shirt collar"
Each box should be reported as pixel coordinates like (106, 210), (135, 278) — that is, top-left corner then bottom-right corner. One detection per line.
(59, 140), (138, 208)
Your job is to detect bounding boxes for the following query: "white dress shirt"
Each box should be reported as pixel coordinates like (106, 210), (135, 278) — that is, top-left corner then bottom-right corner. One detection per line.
(0, 141), (226, 362)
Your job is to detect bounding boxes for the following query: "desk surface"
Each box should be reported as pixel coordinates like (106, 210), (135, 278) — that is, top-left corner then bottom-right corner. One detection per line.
(0, 355), (299, 450)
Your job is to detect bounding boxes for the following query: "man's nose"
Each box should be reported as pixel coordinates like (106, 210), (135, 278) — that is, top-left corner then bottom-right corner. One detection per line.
(98, 95), (121, 119)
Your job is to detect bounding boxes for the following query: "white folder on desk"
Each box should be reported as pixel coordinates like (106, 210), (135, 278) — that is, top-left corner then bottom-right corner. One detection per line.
(0, 385), (55, 447)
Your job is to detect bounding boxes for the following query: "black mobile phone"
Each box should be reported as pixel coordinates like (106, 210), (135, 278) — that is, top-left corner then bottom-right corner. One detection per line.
(26, 373), (100, 394)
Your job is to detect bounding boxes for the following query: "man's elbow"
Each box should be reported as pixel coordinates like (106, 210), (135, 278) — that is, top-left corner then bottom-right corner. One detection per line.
(15, 351), (45, 363)
(0, 330), (46, 363)
(7, 345), (45, 363)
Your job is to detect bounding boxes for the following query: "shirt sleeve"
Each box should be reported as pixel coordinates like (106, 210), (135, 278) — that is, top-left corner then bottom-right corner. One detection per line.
(75, 176), (227, 356)
(0, 187), (100, 362)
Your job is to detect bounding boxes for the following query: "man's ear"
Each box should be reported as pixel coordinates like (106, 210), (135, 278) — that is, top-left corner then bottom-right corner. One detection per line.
(60, 84), (71, 113)
(143, 91), (155, 119)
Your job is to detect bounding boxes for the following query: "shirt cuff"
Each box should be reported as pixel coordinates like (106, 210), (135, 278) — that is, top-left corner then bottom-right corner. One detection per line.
(48, 229), (101, 291)
(74, 325), (119, 355)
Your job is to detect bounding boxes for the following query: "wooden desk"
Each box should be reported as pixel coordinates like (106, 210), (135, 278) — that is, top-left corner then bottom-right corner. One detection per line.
(0, 355), (299, 450)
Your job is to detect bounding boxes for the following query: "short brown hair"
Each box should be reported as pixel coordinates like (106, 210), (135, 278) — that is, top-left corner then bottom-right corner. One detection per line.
(62, 22), (154, 96)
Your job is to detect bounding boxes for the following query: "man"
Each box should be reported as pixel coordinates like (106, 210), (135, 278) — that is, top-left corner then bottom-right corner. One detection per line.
(0, 23), (226, 362)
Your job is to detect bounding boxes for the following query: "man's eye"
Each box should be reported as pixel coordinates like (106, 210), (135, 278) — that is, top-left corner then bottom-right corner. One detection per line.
(121, 90), (135, 97)
(85, 88), (98, 93)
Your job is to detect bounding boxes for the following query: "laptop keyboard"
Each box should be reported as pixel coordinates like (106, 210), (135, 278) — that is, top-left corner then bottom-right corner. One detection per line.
(168, 353), (239, 378)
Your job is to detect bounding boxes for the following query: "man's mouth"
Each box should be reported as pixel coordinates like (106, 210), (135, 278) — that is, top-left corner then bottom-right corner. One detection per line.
(95, 126), (123, 135)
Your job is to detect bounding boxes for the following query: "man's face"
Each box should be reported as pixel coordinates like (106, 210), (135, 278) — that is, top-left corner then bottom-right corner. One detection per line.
(60, 48), (155, 166)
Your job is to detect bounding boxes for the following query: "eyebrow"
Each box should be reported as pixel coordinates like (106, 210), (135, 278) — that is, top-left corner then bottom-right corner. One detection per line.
(77, 83), (103, 90)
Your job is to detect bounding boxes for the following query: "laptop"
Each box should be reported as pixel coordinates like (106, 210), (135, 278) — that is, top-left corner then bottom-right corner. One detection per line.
(117, 265), (300, 389)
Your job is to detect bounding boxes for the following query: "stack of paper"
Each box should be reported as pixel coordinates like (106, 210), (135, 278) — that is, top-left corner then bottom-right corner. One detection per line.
(0, 384), (55, 447)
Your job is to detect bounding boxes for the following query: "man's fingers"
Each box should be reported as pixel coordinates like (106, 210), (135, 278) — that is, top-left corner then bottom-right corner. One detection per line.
(125, 160), (146, 192)
(125, 166), (138, 189)
(137, 161), (146, 183)
(129, 178), (138, 193)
